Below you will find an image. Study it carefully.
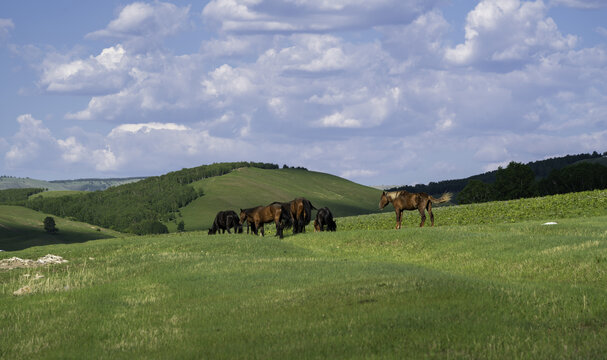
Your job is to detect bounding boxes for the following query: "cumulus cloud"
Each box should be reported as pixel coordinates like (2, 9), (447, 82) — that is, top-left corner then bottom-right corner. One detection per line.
(445, 0), (577, 69)
(40, 45), (129, 94)
(202, 0), (439, 34)
(6, 0), (607, 185)
(86, 2), (190, 51)
(4, 115), (66, 176)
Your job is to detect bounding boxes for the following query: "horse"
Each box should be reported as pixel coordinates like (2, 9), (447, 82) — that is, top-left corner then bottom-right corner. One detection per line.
(239, 202), (291, 239)
(285, 197), (316, 233)
(208, 210), (242, 235)
(314, 207), (336, 232)
(379, 191), (452, 229)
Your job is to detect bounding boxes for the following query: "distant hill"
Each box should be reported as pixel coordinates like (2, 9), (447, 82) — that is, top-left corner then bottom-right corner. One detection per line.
(388, 152), (606, 196)
(0, 176), (145, 191)
(170, 167), (382, 232)
(0, 205), (123, 251)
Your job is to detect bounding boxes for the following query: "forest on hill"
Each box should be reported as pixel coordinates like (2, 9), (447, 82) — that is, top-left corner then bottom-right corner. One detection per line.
(24, 162), (279, 235)
(390, 151), (607, 202)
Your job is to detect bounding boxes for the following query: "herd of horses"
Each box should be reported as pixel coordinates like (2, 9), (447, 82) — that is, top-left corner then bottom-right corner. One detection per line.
(208, 190), (452, 237)
(208, 197), (336, 238)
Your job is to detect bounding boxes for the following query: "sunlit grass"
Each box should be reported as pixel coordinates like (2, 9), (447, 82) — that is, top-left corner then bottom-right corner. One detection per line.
(1, 212), (607, 359)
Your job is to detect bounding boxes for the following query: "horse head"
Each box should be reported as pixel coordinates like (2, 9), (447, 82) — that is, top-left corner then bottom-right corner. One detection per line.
(379, 191), (390, 210)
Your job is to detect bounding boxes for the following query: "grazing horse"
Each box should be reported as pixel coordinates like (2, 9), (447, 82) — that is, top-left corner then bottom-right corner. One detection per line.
(379, 191), (452, 229)
(239, 203), (290, 239)
(285, 198), (316, 233)
(208, 210), (242, 235)
(314, 207), (336, 232)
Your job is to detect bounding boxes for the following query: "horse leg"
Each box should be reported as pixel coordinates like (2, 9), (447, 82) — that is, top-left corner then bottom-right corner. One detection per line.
(275, 221), (283, 239)
(395, 209), (401, 229)
(418, 206), (426, 227)
(427, 201), (434, 226)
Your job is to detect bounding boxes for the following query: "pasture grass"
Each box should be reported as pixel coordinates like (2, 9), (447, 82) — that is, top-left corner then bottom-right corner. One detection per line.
(338, 189), (607, 231)
(1, 213), (606, 359)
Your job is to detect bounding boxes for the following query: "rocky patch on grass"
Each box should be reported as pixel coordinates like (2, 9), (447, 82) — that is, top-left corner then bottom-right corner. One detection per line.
(0, 254), (68, 270)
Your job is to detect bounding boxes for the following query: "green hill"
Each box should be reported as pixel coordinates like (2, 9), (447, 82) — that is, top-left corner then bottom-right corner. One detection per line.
(0, 205), (123, 251)
(173, 167), (383, 232)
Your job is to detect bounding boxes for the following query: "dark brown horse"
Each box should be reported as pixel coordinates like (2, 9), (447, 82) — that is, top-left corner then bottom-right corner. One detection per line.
(285, 197), (315, 233)
(379, 191), (452, 229)
(239, 202), (290, 239)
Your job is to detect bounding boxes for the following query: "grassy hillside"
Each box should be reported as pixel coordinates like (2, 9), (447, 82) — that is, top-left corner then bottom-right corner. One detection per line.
(0, 205), (123, 251)
(174, 167), (382, 232)
(1, 211), (605, 358)
(338, 189), (607, 231)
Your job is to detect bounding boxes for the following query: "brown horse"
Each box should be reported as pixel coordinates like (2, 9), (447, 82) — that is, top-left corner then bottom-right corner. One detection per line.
(379, 191), (452, 229)
(285, 197), (315, 233)
(239, 202), (290, 239)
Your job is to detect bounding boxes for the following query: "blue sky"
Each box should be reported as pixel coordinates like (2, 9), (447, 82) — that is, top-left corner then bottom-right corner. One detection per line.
(1, 0), (606, 186)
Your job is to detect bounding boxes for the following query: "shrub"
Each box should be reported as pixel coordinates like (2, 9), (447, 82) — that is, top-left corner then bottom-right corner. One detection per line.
(43, 216), (58, 234)
(128, 220), (169, 235)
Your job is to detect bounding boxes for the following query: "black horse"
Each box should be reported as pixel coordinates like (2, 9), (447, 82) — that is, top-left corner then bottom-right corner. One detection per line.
(314, 207), (336, 232)
(208, 210), (242, 235)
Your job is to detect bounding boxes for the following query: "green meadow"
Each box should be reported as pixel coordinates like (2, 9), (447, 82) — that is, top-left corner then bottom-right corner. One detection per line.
(1, 190), (606, 358)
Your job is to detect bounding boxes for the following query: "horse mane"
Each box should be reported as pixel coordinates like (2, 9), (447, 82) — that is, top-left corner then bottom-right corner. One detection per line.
(385, 191), (406, 201)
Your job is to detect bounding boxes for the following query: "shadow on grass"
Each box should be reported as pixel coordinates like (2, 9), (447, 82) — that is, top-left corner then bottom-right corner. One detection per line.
(0, 223), (118, 252)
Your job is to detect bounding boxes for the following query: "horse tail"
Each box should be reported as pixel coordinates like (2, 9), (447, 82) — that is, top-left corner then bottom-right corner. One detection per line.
(429, 192), (452, 204)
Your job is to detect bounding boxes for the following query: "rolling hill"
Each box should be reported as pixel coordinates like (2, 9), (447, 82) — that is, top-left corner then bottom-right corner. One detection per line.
(172, 167), (383, 232)
(0, 205), (123, 251)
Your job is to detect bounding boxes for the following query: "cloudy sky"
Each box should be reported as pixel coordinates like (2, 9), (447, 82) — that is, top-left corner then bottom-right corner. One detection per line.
(1, 0), (606, 186)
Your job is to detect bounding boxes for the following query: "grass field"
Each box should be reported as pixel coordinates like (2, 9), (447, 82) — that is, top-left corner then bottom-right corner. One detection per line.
(174, 167), (382, 232)
(1, 190), (606, 358)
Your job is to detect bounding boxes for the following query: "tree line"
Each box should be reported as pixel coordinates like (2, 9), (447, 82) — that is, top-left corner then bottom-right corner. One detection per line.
(0, 188), (46, 205)
(26, 162), (279, 235)
(457, 160), (607, 204)
(389, 152), (606, 202)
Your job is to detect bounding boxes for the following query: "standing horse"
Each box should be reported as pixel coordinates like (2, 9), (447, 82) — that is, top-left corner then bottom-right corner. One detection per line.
(239, 202), (290, 239)
(314, 207), (336, 232)
(286, 198), (316, 233)
(208, 210), (242, 234)
(379, 191), (452, 229)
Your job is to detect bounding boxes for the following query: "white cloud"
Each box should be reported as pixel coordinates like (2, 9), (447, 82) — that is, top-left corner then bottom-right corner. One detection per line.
(41, 45), (129, 94)
(316, 112), (362, 128)
(203, 64), (255, 99)
(445, 0), (577, 68)
(202, 0), (439, 34)
(5, 115), (57, 166)
(86, 2), (190, 51)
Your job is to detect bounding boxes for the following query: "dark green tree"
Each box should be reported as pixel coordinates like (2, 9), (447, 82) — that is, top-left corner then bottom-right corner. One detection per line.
(494, 162), (536, 200)
(43, 216), (58, 234)
(457, 180), (495, 204)
(177, 220), (185, 232)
